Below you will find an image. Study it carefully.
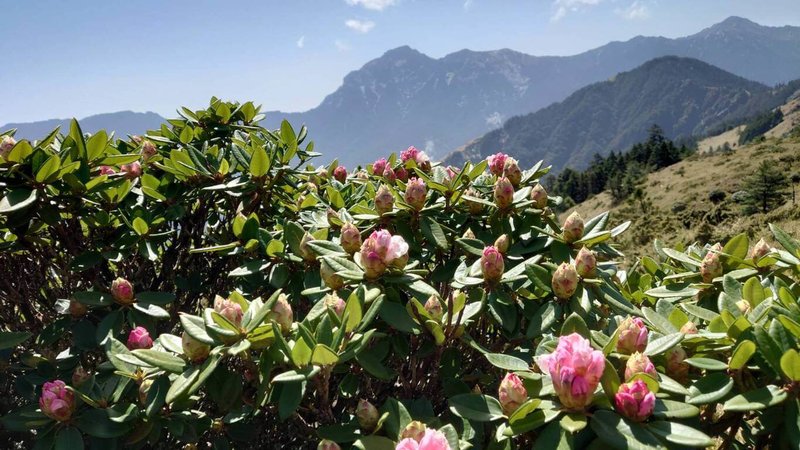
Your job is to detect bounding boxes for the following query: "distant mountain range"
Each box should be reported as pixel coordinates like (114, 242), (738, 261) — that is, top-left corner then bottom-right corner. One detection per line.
(4, 16), (800, 169)
(443, 56), (800, 170)
(3, 111), (165, 142)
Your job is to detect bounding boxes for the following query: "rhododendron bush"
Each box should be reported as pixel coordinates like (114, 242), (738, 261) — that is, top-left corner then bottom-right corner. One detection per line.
(1, 99), (800, 449)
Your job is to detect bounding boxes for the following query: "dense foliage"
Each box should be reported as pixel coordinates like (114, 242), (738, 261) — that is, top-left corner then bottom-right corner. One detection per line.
(2, 99), (800, 449)
(738, 109), (785, 145)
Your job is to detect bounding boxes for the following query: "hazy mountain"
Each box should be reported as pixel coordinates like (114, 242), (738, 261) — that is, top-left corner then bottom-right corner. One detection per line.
(266, 16), (800, 167)
(2, 111), (165, 142)
(444, 56), (798, 171)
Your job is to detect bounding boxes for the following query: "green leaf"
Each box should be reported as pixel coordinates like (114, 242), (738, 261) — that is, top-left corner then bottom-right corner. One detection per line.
(73, 291), (113, 307)
(687, 372), (734, 405)
(448, 393), (505, 422)
(645, 284), (699, 299)
(353, 436), (396, 450)
(250, 146), (269, 177)
(130, 349), (187, 373)
(781, 349), (800, 381)
(729, 340), (756, 370)
(166, 365), (200, 404)
(644, 333), (682, 356)
(770, 223), (799, 257)
(179, 313), (215, 344)
(560, 313), (590, 338)
(421, 217), (449, 250)
(0, 188), (38, 214)
(271, 366), (320, 383)
(485, 353), (530, 371)
(647, 421), (713, 448)
(723, 385), (788, 411)
(311, 344), (339, 366)
(35, 154), (61, 182)
(684, 357), (727, 371)
(589, 410), (662, 450)
(0, 331), (32, 350)
(132, 302), (170, 319)
(132, 217), (149, 235)
(651, 399), (700, 419)
(55, 426), (84, 450)
(135, 291), (175, 305)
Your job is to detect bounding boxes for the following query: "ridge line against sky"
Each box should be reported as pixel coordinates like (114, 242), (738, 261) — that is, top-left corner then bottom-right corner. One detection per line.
(2, 0), (799, 125)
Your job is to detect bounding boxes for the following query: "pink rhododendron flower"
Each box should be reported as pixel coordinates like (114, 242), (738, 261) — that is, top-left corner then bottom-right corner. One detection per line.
(504, 157), (522, 186)
(616, 317), (648, 355)
(39, 380), (75, 422)
(383, 166), (397, 183)
(537, 333), (605, 410)
(498, 373), (527, 415)
(530, 184), (548, 209)
(333, 165), (347, 183)
(487, 152), (508, 176)
(372, 158), (387, 175)
(214, 295), (244, 327)
(0, 135), (17, 159)
(480, 246), (505, 282)
(750, 238), (771, 260)
(395, 166), (409, 182)
(121, 161), (142, 179)
(424, 296), (443, 321)
(401, 146), (420, 162)
(140, 140), (157, 159)
(360, 230), (409, 278)
(405, 177), (427, 210)
(126, 326), (153, 350)
(395, 428), (451, 450)
(700, 243), (722, 283)
(99, 165), (116, 175)
(340, 222), (362, 254)
(375, 185), (395, 214)
(269, 293), (294, 334)
(615, 380), (655, 422)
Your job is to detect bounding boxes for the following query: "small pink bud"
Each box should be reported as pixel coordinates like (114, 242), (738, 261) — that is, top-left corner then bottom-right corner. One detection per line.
(214, 295), (244, 327)
(503, 157), (522, 186)
(551, 263), (579, 299)
(182, 332), (210, 363)
(404, 177), (427, 211)
(446, 166), (459, 180)
(318, 440), (341, 450)
(400, 420), (427, 442)
(562, 212), (584, 243)
(574, 247), (596, 278)
(616, 317), (648, 355)
(356, 399), (379, 430)
(362, 249), (387, 279)
(680, 321), (698, 335)
(371, 158), (387, 176)
(0, 135), (17, 159)
(141, 140), (157, 160)
(324, 293), (346, 318)
(397, 429), (452, 450)
(625, 352), (656, 381)
(320, 259), (345, 290)
(71, 366), (91, 387)
(614, 380), (655, 422)
(665, 346), (689, 382)
(99, 165), (116, 176)
(481, 246), (505, 282)
(493, 177), (514, 209)
(400, 146), (420, 163)
(699, 243), (723, 283)
(269, 293), (294, 334)
(121, 161), (142, 179)
(299, 232), (317, 261)
(383, 166), (397, 183)
(340, 222), (362, 254)
(750, 238), (771, 260)
(530, 184), (548, 209)
(424, 296), (444, 321)
(537, 333), (605, 410)
(316, 166), (329, 181)
(126, 326), (153, 350)
(111, 277), (135, 305)
(494, 234), (510, 254)
(333, 165), (347, 183)
(395, 166), (409, 182)
(498, 373), (527, 415)
(375, 185), (394, 215)
(487, 152), (508, 176)
(39, 380), (75, 422)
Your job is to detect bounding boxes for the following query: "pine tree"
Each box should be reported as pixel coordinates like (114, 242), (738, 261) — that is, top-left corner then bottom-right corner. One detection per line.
(742, 161), (789, 213)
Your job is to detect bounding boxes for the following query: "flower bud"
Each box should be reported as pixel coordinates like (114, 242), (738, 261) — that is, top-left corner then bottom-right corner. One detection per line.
(121, 161), (142, 179)
(625, 352), (656, 381)
(141, 140), (157, 160)
(493, 177), (514, 209)
(530, 184), (548, 209)
(616, 317), (648, 355)
(504, 157), (522, 186)
(359, 230), (408, 278)
(356, 399), (379, 431)
(316, 166), (329, 181)
(462, 228), (476, 240)
(71, 366), (91, 387)
(182, 332), (210, 363)
(0, 135), (17, 159)
(665, 346), (689, 382)
(111, 277), (135, 305)
(424, 296), (444, 321)
(326, 208), (340, 228)
(615, 380), (655, 422)
(736, 299), (751, 315)
(318, 440), (341, 450)
(401, 146), (420, 163)
(537, 333), (605, 410)
(68, 300), (87, 318)
(39, 380), (75, 422)
(214, 295), (244, 327)
(383, 166), (397, 183)
(750, 238), (771, 260)
(415, 151), (431, 172)
(574, 247), (596, 278)
(395, 166), (409, 182)
(494, 234), (510, 254)
(404, 177), (427, 211)
(562, 212), (584, 243)
(400, 420), (427, 442)
(480, 246), (505, 282)
(446, 166), (459, 180)
(551, 263), (579, 299)
(324, 293), (346, 318)
(487, 152), (508, 176)
(699, 243), (722, 283)
(371, 158), (387, 176)
(356, 170), (369, 180)
(375, 185), (394, 215)
(126, 326), (153, 350)
(320, 259), (345, 290)
(498, 373), (527, 415)
(362, 249), (387, 279)
(464, 187), (483, 214)
(340, 222), (362, 254)
(298, 233), (318, 261)
(269, 293), (294, 334)
(680, 321), (698, 335)
(391, 252), (409, 270)
(333, 165), (347, 183)
(99, 165), (116, 175)
(138, 378), (153, 404)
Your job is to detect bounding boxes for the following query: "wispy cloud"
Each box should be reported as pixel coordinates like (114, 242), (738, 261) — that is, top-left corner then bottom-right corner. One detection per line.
(345, 19), (376, 33)
(615, 0), (650, 20)
(296, 36), (305, 48)
(334, 39), (351, 52)
(551, 0), (603, 22)
(345, 0), (396, 11)
(463, 0), (474, 11)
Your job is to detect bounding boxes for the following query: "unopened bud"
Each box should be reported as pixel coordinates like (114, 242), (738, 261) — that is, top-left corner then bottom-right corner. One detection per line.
(182, 332), (210, 363)
(299, 233), (317, 261)
(504, 157), (522, 187)
(750, 238), (771, 260)
(333, 165), (347, 183)
(680, 321), (698, 335)
(324, 293), (346, 318)
(318, 440), (341, 450)
(625, 352), (657, 381)
(562, 212), (584, 243)
(111, 277), (135, 305)
(494, 234), (510, 254)
(356, 399), (379, 431)
(530, 184), (548, 209)
(551, 263), (579, 299)
(493, 177), (514, 209)
(340, 223), (362, 254)
(320, 259), (344, 291)
(404, 178), (427, 211)
(574, 247), (597, 278)
(400, 421), (427, 442)
(375, 185), (394, 215)
(69, 300), (87, 318)
(424, 296), (443, 321)
(269, 294), (294, 334)
(699, 243), (722, 283)
(481, 246), (505, 282)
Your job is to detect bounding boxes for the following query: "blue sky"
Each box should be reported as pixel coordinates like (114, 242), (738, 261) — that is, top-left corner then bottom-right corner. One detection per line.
(2, 0), (799, 124)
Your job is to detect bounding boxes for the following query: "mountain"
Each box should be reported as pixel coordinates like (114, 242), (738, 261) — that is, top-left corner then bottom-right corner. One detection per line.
(2, 111), (165, 141)
(265, 16), (800, 167)
(444, 57), (798, 171)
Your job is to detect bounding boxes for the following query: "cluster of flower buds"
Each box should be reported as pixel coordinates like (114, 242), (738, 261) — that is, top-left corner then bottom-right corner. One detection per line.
(333, 165), (347, 183)
(405, 178), (427, 210)
(324, 293), (346, 317)
(424, 295), (444, 321)
(400, 146), (431, 172)
(140, 140), (157, 160)
(551, 263), (579, 299)
(537, 333), (605, 410)
(463, 187), (483, 214)
(480, 246), (505, 282)
(487, 153), (507, 176)
(111, 277), (135, 305)
(127, 326), (153, 350)
(616, 317), (649, 354)
(356, 399), (379, 431)
(299, 233), (317, 261)
(699, 243), (723, 283)
(39, 380), (75, 422)
(615, 380), (655, 422)
(121, 161), (142, 179)
(214, 295), (244, 328)
(750, 238), (771, 260)
(665, 346), (689, 382)
(0, 135), (17, 159)
(359, 230), (409, 279)
(498, 373), (527, 415)
(574, 247), (596, 278)
(320, 259), (345, 290)
(371, 158), (388, 176)
(494, 234), (510, 254)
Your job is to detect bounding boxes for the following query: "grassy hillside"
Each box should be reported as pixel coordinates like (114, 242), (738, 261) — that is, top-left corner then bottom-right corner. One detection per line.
(566, 130), (800, 262)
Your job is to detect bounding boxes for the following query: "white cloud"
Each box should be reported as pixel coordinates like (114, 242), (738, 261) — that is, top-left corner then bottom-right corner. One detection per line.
(345, 0), (396, 11)
(463, 0), (474, 11)
(486, 112), (503, 128)
(296, 36), (305, 48)
(345, 19), (376, 33)
(335, 39), (351, 52)
(551, 0), (603, 22)
(615, 0), (650, 20)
